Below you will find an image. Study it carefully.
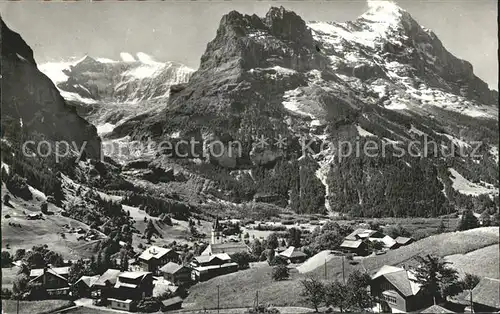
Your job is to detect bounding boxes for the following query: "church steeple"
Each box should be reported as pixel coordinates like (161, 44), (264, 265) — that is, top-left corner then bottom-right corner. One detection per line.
(211, 216), (222, 244)
(213, 216), (221, 231)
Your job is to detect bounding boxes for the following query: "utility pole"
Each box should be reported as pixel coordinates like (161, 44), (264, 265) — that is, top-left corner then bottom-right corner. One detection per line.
(470, 290), (474, 313)
(16, 298), (19, 314)
(342, 255), (345, 284)
(256, 290), (259, 308)
(217, 285), (220, 314)
(324, 257), (327, 280)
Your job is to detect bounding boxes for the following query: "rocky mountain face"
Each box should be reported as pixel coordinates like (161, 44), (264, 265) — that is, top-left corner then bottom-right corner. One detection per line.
(6, 4), (497, 219)
(52, 54), (194, 104)
(126, 4), (498, 217)
(39, 53), (194, 137)
(1, 18), (101, 158)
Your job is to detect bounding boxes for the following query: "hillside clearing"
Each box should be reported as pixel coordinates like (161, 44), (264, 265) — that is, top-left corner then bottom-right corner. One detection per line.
(445, 244), (499, 279)
(1, 185), (102, 259)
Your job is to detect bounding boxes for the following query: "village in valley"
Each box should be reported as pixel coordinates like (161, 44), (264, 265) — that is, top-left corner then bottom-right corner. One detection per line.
(1, 0), (499, 313)
(1, 191), (499, 314)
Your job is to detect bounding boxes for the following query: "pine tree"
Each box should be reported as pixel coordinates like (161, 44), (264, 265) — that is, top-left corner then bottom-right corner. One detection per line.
(96, 252), (103, 274)
(458, 210), (479, 231)
(411, 254), (463, 304)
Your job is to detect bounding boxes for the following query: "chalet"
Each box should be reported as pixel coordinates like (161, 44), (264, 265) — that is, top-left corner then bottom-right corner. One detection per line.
(395, 237), (414, 247)
(345, 228), (397, 250)
(92, 270), (154, 311)
(371, 235), (397, 250)
(345, 228), (385, 241)
(469, 277), (500, 312)
(72, 275), (99, 297)
(160, 262), (192, 286)
(139, 245), (179, 274)
(202, 242), (251, 256)
(92, 269), (121, 299)
(340, 239), (369, 256)
(162, 296), (184, 311)
(278, 246), (307, 264)
(26, 213), (43, 220)
(113, 271), (153, 300)
(253, 193), (281, 204)
(109, 298), (134, 312)
(190, 253), (238, 282)
(421, 304), (455, 313)
(370, 265), (433, 313)
(29, 267), (70, 298)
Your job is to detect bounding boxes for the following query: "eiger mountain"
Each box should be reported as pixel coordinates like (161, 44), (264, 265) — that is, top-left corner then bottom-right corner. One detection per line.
(121, 3), (496, 217)
(2, 4), (499, 221)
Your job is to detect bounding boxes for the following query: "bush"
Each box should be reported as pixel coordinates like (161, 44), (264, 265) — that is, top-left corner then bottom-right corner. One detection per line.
(272, 264), (289, 281)
(247, 305), (281, 313)
(231, 252), (252, 269)
(136, 297), (162, 313)
(457, 210), (479, 231)
(41, 202), (48, 214)
(5, 174), (32, 200)
(1, 288), (12, 299)
(1, 251), (13, 267)
(3, 193), (11, 205)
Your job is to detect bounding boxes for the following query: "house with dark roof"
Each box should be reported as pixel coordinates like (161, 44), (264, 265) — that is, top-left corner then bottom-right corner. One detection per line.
(190, 253), (238, 282)
(160, 262), (192, 286)
(201, 242), (251, 255)
(340, 239), (369, 256)
(28, 267), (70, 298)
(470, 277), (500, 312)
(113, 271), (153, 300)
(370, 265), (433, 313)
(278, 246), (307, 264)
(138, 245), (179, 274)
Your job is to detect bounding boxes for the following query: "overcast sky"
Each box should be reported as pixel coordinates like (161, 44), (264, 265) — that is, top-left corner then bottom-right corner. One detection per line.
(1, 0), (497, 88)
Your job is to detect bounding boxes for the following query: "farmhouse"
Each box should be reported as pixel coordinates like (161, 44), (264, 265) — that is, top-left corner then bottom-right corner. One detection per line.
(109, 298), (134, 312)
(72, 275), (99, 297)
(162, 296), (184, 311)
(190, 253), (238, 282)
(344, 228), (398, 250)
(28, 266), (70, 297)
(91, 270), (154, 311)
(92, 269), (121, 299)
(202, 242), (251, 255)
(113, 271), (154, 300)
(421, 304), (455, 313)
(139, 245), (179, 274)
(370, 265), (433, 313)
(345, 228), (385, 241)
(160, 262), (192, 286)
(26, 213), (43, 220)
(394, 236), (414, 247)
(469, 277), (500, 312)
(340, 239), (369, 256)
(278, 246), (307, 264)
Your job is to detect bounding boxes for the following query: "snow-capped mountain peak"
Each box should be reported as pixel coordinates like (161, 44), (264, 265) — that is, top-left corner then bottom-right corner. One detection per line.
(136, 52), (158, 64)
(120, 52), (136, 62)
